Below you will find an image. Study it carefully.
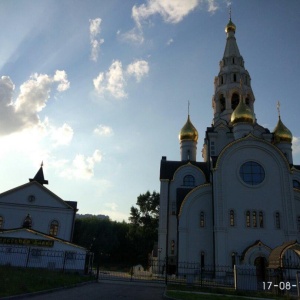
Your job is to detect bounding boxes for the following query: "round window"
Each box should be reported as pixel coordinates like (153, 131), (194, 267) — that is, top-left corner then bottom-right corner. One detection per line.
(239, 161), (265, 185)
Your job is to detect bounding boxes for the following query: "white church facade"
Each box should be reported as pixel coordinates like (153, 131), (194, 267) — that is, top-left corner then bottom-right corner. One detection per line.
(158, 18), (300, 273)
(0, 165), (90, 272)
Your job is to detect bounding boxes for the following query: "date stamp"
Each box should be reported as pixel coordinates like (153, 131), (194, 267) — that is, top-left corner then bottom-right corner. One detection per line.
(263, 281), (297, 291)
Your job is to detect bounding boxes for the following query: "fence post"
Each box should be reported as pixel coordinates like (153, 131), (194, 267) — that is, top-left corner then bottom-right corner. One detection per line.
(165, 256), (168, 285)
(25, 247), (31, 268)
(62, 251), (67, 273)
(200, 265), (203, 287)
(96, 262), (100, 280)
(130, 266), (133, 281)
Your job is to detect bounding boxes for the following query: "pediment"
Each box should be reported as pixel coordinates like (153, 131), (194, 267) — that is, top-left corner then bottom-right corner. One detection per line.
(0, 182), (73, 210)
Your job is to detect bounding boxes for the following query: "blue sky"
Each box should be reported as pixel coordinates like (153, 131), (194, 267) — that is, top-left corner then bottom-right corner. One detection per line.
(0, 0), (300, 221)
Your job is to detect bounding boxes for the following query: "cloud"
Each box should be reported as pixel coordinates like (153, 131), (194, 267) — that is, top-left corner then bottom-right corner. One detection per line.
(94, 125), (114, 137)
(93, 59), (149, 98)
(293, 137), (300, 155)
(206, 0), (218, 13)
(59, 150), (102, 180)
(127, 60), (149, 82)
(118, 28), (144, 45)
(166, 38), (174, 46)
(50, 123), (74, 146)
(89, 18), (104, 62)
(53, 70), (70, 92)
(0, 71), (69, 136)
(132, 0), (200, 28)
(93, 60), (126, 99)
(121, 0), (220, 44)
(104, 202), (118, 211)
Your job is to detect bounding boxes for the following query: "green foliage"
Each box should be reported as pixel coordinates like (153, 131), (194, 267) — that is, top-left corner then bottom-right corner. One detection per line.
(73, 191), (159, 266)
(73, 218), (132, 264)
(128, 191), (159, 264)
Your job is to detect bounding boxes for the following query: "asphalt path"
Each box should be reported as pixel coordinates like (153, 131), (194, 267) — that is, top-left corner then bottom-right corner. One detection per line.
(26, 281), (166, 300)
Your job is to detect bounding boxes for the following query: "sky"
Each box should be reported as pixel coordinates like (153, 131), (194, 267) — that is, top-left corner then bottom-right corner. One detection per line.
(0, 0), (300, 222)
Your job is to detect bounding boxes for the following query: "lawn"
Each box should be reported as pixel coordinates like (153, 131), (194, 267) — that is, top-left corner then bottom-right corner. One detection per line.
(0, 266), (95, 298)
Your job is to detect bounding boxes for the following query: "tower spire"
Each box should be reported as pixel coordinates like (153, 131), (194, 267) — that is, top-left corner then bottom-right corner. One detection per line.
(29, 162), (48, 185)
(277, 101), (281, 118)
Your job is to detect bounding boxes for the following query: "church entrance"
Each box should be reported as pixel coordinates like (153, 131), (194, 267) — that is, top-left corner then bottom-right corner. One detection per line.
(254, 256), (267, 282)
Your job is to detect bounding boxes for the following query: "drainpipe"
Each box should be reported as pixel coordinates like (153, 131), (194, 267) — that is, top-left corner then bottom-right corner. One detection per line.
(165, 179), (170, 285)
(207, 135), (216, 273)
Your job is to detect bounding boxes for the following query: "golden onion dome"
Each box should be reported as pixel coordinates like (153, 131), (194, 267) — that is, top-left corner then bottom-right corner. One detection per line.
(273, 117), (293, 143)
(179, 115), (198, 142)
(225, 18), (236, 33)
(231, 99), (255, 125)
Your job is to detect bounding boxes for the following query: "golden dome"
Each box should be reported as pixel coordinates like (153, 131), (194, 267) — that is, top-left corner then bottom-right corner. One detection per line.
(273, 117), (293, 143)
(225, 18), (236, 33)
(179, 115), (198, 142)
(231, 99), (255, 124)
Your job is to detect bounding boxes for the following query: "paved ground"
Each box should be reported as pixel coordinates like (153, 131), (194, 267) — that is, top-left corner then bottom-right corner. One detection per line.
(26, 281), (166, 300)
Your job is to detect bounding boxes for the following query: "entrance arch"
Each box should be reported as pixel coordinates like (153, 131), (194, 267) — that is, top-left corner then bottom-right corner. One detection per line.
(268, 240), (300, 269)
(241, 240), (271, 266)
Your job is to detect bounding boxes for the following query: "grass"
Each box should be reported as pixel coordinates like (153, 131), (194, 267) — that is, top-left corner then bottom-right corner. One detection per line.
(0, 266), (95, 298)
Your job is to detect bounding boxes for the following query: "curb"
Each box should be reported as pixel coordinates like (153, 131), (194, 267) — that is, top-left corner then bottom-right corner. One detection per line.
(164, 290), (276, 300)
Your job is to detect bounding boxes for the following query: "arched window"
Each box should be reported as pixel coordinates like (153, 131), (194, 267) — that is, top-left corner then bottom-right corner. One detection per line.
(297, 216), (300, 232)
(293, 180), (300, 190)
(200, 251), (205, 268)
(275, 212), (280, 229)
(49, 220), (59, 236)
(231, 252), (236, 268)
(252, 211), (257, 227)
(23, 214), (32, 229)
(183, 175), (195, 187)
(233, 74), (237, 82)
(231, 93), (239, 110)
(246, 211), (251, 227)
(219, 94), (225, 112)
(0, 216), (3, 229)
(259, 211), (264, 228)
(230, 210), (235, 226)
(200, 211), (205, 227)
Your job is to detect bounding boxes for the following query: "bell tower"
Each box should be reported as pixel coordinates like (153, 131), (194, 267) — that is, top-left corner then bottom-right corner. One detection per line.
(212, 15), (255, 126)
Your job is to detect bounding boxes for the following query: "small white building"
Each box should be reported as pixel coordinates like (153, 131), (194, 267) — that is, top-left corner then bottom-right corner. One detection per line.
(158, 17), (300, 276)
(0, 164), (90, 272)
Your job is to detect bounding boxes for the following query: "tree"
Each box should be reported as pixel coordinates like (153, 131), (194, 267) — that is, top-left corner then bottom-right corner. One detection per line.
(128, 191), (159, 264)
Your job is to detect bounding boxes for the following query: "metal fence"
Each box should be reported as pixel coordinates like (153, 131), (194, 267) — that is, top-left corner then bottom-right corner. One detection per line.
(97, 260), (234, 287)
(0, 245), (91, 273)
(97, 259), (300, 296)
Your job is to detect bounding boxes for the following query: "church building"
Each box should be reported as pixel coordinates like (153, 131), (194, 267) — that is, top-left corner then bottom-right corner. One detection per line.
(0, 165), (90, 272)
(158, 17), (300, 272)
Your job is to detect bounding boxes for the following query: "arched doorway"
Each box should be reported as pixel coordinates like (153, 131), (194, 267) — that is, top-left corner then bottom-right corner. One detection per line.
(254, 256), (267, 282)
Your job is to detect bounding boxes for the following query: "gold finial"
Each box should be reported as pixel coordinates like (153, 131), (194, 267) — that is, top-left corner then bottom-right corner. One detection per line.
(225, 5), (236, 33)
(277, 101), (281, 117)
